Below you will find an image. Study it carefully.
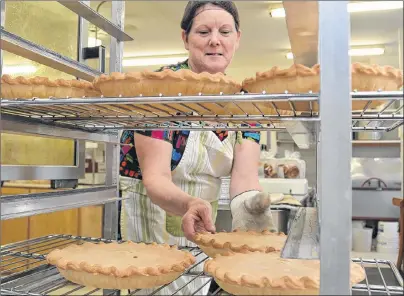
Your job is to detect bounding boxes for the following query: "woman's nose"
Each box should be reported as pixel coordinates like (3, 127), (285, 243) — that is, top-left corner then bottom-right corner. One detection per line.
(209, 32), (220, 46)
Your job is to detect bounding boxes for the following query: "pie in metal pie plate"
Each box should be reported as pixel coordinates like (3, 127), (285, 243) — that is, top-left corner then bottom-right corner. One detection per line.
(194, 230), (287, 258)
(204, 251), (366, 295)
(46, 241), (195, 289)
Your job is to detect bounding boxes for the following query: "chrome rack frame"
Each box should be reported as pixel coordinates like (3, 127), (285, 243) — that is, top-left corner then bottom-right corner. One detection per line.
(1, 235), (403, 295)
(0, 0), (126, 241)
(1, 91), (402, 132)
(1, 1), (404, 295)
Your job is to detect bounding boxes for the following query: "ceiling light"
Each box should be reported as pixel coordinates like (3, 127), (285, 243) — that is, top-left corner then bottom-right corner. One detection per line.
(123, 56), (188, 67)
(270, 1), (403, 18)
(348, 47), (385, 56)
(286, 52), (294, 59)
(88, 37), (102, 47)
(286, 47), (385, 59)
(348, 1), (403, 13)
(269, 7), (285, 18)
(3, 64), (37, 75)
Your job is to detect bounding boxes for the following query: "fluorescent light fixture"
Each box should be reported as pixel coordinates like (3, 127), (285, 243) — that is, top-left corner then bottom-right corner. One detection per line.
(269, 7), (285, 18)
(286, 47), (385, 59)
(88, 37), (102, 47)
(123, 56), (188, 67)
(3, 64), (37, 75)
(349, 47), (385, 56)
(348, 1), (403, 13)
(270, 1), (403, 18)
(286, 52), (294, 59)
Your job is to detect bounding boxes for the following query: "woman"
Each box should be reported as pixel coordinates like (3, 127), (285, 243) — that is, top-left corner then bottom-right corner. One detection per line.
(119, 1), (275, 294)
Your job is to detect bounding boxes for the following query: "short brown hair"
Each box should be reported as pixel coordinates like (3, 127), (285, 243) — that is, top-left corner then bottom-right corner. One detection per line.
(181, 1), (240, 36)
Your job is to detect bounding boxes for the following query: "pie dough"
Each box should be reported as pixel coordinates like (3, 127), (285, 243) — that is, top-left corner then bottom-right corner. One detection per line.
(92, 68), (241, 97)
(204, 251), (366, 295)
(46, 241), (196, 289)
(194, 230), (287, 258)
(242, 62), (403, 112)
(1, 74), (100, 99)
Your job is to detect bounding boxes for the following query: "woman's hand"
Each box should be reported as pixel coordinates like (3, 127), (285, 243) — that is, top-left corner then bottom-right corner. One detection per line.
(182, 199), (216, 241)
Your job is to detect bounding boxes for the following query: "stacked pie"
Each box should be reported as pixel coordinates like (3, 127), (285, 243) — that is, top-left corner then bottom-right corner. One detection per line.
(194, 229), (287, 258)
(46, 241), (195, 289)
(242, 62), (403, 112)
(92, 68), (241, 97)
(1, 74), (100, 99)
(195, 230), (366, 295)
(1, 62), (401, 115)
(242, 62), (403, 94)
(204, 251), (366, 295)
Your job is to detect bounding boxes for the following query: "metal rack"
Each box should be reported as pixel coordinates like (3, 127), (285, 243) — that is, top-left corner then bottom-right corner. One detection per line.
(1, 235), (403, 295)
(0, 28), (102, 82)
(0, 92), (402, 132)
(1, 1), (403, 296)
(0, 0), (128, 237)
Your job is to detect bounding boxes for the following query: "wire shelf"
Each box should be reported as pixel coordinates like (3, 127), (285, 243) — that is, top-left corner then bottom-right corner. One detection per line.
(1, 92), (402, 132)
(1, 235), (403, 295)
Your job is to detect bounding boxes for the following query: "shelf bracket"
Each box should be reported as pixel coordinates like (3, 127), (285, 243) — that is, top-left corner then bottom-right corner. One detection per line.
(58, 1), (134, 42)
(0, 28), (102, 81)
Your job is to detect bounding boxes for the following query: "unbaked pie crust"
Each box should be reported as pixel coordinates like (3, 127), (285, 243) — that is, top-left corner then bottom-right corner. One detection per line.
(1, 74), (100, 99)
(46, 241), (196, 289)
(194, 230), (287, 258)
(93, 68), (242, 97)
(204, 251), (366, 295)
(242, 62), (403, 112)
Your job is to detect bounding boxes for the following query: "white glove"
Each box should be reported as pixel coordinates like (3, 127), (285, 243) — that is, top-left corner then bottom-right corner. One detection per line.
(230, 190), (280, 232)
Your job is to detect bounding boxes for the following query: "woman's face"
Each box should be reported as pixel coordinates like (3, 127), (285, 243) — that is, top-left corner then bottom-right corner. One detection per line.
(182, 4), (241, 74)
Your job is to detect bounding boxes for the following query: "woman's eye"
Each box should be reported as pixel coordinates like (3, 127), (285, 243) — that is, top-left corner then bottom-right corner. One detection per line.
(198, 31), (209, 35)
(221, 31), (231, 36)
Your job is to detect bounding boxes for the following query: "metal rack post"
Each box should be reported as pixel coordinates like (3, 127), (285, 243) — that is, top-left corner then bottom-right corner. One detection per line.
(0, 0), (5, 73)
(318, 1), (352, 294)
(102, 0), (125, 241)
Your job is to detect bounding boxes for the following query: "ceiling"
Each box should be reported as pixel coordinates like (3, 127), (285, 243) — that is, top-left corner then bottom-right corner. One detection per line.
(3, 1), (403, 81)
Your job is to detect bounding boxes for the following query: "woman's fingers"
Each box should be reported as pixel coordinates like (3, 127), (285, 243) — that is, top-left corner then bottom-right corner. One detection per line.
(181, 200), (216, 241)
(182, 213), (196, 241)
(200, 205), (216, 233)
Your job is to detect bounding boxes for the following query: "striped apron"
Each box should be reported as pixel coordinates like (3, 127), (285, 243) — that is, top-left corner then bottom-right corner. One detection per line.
(120, 130), (236, 295)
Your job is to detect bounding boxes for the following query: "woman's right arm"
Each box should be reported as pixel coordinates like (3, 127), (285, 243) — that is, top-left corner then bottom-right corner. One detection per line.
(134, 133), (192, 216)
(134, 133), (215, 239)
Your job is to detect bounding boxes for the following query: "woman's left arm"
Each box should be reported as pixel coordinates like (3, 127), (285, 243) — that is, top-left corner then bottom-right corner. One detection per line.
(229, 136), (261, 198)
(229, 131), (276, 232)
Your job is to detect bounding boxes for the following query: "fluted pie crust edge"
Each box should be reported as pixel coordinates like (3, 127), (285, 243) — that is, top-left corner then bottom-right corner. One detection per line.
(242, 62), (403, 93)
(46, 241), (196, 289)
(1, 74), (100, 99)
(194, 230), (287, 258)
(93, 68), (242, 97)
(242, 62), (403, 111)
(204, 251), (366, 295)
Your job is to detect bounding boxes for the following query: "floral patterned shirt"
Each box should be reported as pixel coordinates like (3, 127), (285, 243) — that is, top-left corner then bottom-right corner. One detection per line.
(119, 60), (261, 179)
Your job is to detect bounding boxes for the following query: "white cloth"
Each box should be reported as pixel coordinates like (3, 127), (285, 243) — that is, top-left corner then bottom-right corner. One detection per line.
(120, 131), (236, 295)
(230, 190), (277, 232)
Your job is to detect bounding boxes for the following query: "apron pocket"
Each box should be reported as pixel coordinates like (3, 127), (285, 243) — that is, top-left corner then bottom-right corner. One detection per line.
(165, 200), (219, 237)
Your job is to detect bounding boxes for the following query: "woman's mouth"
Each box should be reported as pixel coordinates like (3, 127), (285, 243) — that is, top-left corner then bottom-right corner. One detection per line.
(205, 53), (223, 56)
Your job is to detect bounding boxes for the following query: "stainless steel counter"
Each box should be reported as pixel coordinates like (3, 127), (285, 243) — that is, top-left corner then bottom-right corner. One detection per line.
(352, 188), (401, 220)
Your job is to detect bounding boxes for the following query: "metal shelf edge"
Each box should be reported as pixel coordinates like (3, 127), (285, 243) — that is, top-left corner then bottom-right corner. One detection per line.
(0, 186), (118, 220)
(1, 114), (119, 143)
(0, 29), (102, 81)
(58, 1), (133, 42)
